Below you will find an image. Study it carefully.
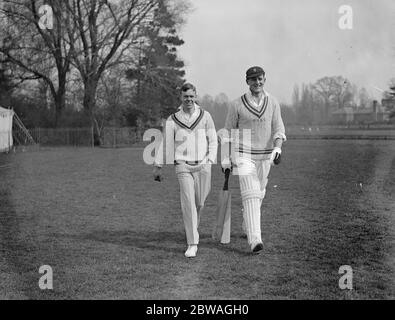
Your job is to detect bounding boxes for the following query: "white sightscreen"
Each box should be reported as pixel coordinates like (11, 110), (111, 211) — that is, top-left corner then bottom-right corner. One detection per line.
(0, 107), (14, 152)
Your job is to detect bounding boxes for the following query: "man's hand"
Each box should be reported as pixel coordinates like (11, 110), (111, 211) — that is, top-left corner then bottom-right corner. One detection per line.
(221, 156), (233, 173)
(269, 147), (282, 165)
(153, 166), (162, 182)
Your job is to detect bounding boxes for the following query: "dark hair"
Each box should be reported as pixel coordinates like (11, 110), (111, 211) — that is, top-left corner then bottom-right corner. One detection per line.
(180, 83), (196, 93)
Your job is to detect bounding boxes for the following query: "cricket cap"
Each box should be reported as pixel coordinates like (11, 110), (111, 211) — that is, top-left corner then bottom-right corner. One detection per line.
(246, 66), (265, 80)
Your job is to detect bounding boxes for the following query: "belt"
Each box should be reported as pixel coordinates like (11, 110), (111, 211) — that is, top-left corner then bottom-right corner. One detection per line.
(174, 160), (200, 166)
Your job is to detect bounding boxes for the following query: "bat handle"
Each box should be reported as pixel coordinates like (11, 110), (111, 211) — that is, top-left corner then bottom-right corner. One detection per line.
(223, 168), (231, 191)
(274, 153), (281, 165)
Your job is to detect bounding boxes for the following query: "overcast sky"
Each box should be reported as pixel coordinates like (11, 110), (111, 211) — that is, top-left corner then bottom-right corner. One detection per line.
(178, 0), (395, 103)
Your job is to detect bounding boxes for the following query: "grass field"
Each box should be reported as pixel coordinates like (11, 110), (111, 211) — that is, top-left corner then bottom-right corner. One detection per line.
(0, 140), (394, 300)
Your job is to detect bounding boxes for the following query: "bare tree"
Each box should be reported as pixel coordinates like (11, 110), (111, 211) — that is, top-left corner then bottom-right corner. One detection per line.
(1, 0), (190, 133)
(291, 84), (300, 110)
(313, 76), (355, 120)
(96, 66), (134, 128)
(0, 0), (75, 126)
(358, 87), (371, 109)
(62, 0), (172, 142)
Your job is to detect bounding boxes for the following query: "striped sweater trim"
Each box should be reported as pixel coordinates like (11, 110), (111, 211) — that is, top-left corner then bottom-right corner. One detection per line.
(237, 147), (273, 154)
(241, 94), (268, 119)
(171, 109), (204, 131)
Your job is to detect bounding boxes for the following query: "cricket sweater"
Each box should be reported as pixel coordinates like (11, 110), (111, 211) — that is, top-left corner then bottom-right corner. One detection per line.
(154, 104), (218, 167)
(223, 90), (286, 160)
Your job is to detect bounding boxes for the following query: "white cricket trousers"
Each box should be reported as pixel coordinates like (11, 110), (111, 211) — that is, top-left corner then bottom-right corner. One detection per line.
(236, 157), (271, 246)
(175, 163), (211, 245)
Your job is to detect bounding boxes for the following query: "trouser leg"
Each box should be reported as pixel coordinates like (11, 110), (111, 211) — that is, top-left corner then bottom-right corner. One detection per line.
(193, 165), (211, 228)
(256, 160), (271, 206)
(177, 171), (199, 245)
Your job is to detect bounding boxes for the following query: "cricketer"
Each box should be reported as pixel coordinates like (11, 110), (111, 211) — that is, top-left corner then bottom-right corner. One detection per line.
(153, 83), (218, 258)
(221, 66), (286, 254)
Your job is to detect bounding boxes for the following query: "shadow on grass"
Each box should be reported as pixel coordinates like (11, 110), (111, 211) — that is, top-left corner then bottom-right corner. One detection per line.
(1, 157), (69, 299)
(1, 154), (35, 299)
(0, 188), (40, 299)
(81, 230), (185, 254)
(201, 235), (253, 257)
(68, 229), (252, 257)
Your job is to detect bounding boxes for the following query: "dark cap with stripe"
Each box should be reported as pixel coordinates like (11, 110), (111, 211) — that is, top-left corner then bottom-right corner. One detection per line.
(246, 66), (265, 79)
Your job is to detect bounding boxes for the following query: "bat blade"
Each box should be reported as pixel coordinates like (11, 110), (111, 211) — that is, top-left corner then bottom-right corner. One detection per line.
(212, 190), (231, 244)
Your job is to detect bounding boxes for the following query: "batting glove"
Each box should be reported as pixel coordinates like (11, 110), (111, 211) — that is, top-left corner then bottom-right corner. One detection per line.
(269, 147), (282, 165)
(221, 156), (233, 173)
(153, 166), (162, 182)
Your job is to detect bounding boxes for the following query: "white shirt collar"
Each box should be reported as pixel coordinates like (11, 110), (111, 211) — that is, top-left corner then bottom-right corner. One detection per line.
(178, 103), (200, 111)
(246, 90), (267, 108)
(178, 103), (200, 118)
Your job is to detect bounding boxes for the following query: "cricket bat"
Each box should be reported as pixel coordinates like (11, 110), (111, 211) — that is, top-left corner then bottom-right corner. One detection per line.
(273, 153), (281, 165)
(212, 168), (231, 244)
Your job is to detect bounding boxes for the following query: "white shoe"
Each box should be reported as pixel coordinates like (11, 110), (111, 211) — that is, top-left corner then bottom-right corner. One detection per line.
(185, 245), (198, 258)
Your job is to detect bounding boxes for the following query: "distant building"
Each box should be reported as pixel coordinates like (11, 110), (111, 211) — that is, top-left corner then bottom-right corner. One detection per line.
(381, 86), (395, 112)
(382, 98), (395, 112)
(331, 100), (391, 124)
(331, 107), (354, 123)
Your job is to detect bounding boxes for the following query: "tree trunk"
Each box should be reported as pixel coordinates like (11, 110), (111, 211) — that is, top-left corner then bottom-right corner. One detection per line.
(83, 78), (101, 145)
(52, 72), (67, 128)
(54, 88), (66, 128)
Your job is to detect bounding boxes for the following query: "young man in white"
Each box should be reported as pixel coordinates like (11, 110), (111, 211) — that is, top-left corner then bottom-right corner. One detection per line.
(153, 83), (218, 258)
(221, 66), (286, 254)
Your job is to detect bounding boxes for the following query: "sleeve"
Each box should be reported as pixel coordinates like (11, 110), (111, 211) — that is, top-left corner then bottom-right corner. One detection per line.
(224, 100), (238, 132)
(218, 100), (239, 146)
(271, 98), (287, 142)
(205, 112), (218, 164)
(154, 117), (175, 167)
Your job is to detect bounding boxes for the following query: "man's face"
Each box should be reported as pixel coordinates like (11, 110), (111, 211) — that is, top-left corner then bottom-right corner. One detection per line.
(247, 75), (265, 94)
(181, 89), (196, 108)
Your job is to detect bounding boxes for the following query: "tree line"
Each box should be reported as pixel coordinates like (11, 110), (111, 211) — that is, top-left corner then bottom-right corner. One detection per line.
(120, 71), (394, 128)
(0, 0), (190, 144)
(289, 76), (395, 125)
(198, 76), (395, 128)
(1, 2), (394, 136)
